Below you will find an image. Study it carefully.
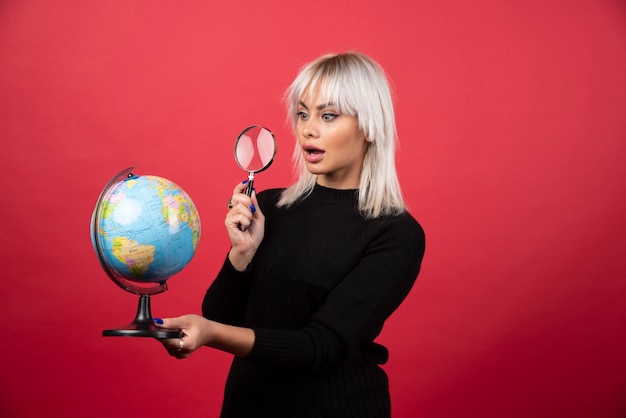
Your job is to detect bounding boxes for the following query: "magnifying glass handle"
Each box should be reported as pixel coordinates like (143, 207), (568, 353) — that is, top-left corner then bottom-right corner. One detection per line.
(240, 173), (255, 232)
(245, 173), (255, 197)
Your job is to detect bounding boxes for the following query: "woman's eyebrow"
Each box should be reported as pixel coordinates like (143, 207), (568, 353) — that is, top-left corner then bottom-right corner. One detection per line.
(317, 102), (335, 110)
(298, 101), (336, 110)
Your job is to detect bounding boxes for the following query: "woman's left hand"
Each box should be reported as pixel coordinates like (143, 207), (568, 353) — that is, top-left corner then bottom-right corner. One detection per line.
(154, 314), (211, 359)
(154, 314), (255, 359)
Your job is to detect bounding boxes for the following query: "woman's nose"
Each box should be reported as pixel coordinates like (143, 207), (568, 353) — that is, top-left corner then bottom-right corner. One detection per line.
(302, 120), (318, 138)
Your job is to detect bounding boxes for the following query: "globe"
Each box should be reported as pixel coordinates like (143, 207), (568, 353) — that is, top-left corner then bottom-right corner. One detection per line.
(92, 172), (200, 285)
(91, 167), (200, 338)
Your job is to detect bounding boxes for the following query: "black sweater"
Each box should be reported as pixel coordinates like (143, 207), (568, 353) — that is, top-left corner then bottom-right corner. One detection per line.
(202, 184), (425, 418)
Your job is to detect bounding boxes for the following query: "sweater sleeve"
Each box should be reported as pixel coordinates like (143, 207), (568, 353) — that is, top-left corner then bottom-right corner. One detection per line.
(247, 214), (425, 372)
(317, 215), (425, 352)
(201, 189), (284, 324)
(202, 254), (254, 326)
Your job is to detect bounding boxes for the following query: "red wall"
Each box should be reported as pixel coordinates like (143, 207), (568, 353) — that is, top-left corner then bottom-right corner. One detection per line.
(1, 1), (625, 417)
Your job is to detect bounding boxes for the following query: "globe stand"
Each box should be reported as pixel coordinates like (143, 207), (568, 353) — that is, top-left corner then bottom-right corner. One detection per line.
(103, 294), (183, 339)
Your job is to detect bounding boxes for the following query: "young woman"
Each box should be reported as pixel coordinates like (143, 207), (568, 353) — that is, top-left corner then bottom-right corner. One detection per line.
(156, 51), (426, 418)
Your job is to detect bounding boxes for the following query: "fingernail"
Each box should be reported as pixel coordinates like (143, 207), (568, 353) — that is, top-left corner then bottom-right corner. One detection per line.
(250, 204), (256, 213)
(153, 318), (164, 324)
(242, 179), (249, 184)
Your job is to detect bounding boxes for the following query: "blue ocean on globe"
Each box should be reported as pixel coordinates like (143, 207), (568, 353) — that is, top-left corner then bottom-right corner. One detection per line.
(92, 174), (201, 283)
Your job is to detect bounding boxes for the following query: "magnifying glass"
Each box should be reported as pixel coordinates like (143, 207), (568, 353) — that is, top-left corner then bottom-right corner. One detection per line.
(234, 125), (277, 196)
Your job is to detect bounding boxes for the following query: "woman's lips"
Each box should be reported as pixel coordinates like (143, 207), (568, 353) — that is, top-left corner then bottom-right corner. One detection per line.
(303, 145), (324, 163)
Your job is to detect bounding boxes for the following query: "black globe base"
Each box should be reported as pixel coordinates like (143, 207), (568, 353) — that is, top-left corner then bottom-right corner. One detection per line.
(103, 325), (182, 338)
(103, 294), (183, 339)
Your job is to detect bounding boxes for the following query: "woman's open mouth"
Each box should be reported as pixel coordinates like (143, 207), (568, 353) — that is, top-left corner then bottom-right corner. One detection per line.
(303, 145), (325, 163)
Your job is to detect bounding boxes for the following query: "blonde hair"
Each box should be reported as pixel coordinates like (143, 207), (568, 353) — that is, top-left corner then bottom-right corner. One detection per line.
(277, 52), (406, 219)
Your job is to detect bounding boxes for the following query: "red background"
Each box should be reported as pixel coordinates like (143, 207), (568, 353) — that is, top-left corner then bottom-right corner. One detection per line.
(1, 1), (625, 417)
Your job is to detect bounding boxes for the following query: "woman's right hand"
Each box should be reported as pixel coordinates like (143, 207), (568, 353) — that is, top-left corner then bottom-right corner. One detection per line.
(225, 181), (265, 271)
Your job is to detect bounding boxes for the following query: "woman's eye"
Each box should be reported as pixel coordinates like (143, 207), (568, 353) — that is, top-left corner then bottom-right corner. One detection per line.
(297, 111), (309, 120)
(322, 113), (338, 121)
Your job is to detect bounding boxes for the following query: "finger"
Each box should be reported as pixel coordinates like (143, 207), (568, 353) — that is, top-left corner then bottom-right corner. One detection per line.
(153, 317), (188, 340)
(249, 191), (263, 217)
(226, 196), (256, 221)
(227, 193), (252, 213)
(227, 198), (251, 214)
(161, 337), (188, 359)
(175, 336), (185, 352)
(232, 193), (260, 218)
(226, 212), (253, 231)
(233, 180), (251, 195)
(153, 317), (180, 329)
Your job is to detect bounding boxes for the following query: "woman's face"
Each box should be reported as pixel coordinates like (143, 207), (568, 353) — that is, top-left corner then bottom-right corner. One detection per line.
(296, 84), (368, 189)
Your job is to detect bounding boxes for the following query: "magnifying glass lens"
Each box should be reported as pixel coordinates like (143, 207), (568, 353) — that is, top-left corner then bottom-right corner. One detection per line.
(234, 125), (276, 196)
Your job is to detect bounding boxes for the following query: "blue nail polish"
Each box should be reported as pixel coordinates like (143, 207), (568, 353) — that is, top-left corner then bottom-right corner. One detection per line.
(153, 318), (164, 324)
(242, 179), (250, 184)
(250, 204), (256, 213)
